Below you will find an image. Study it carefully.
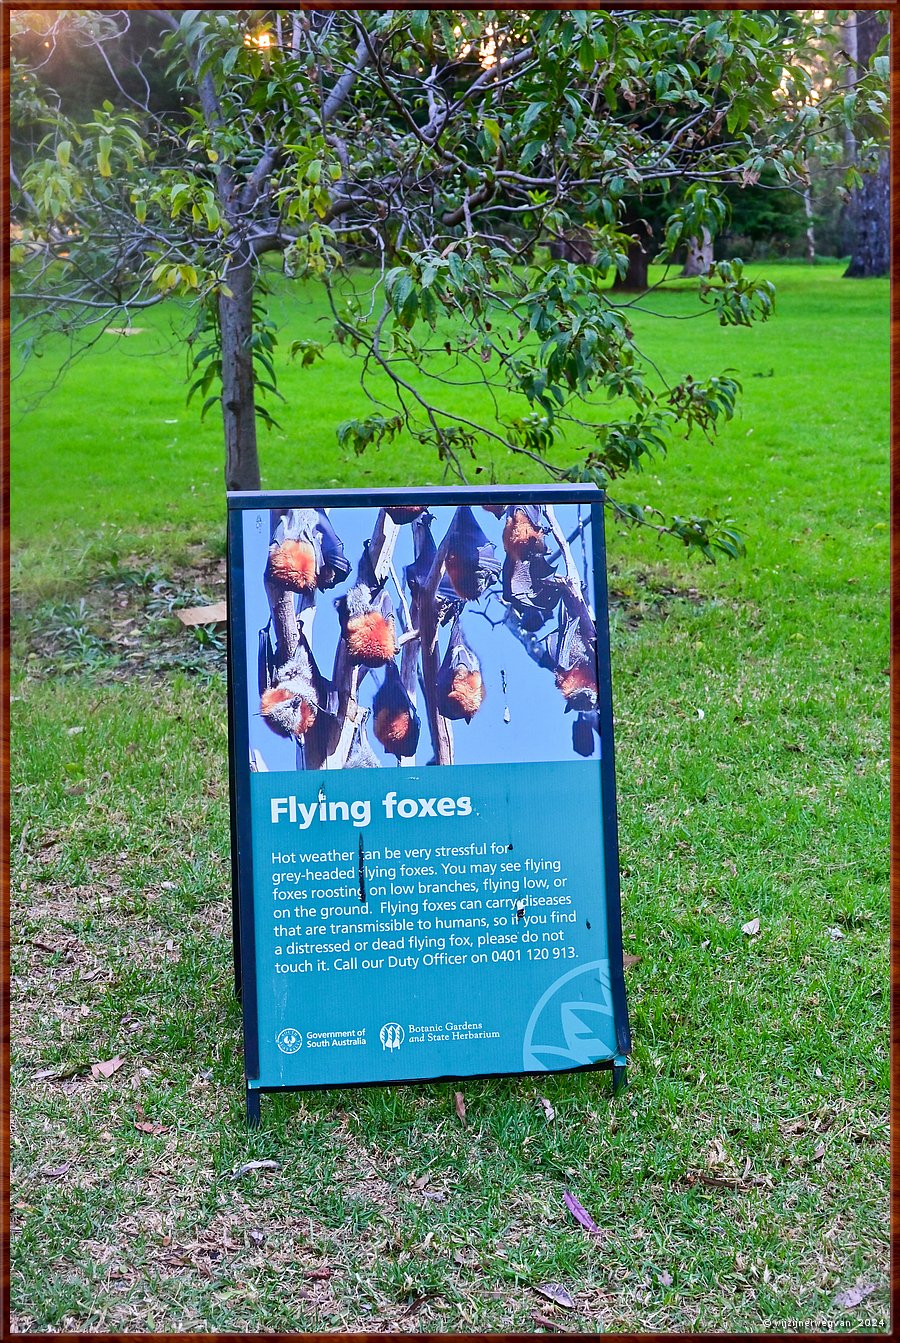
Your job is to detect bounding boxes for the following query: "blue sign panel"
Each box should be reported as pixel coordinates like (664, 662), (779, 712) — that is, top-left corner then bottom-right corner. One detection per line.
(226, 488), (629, 1123)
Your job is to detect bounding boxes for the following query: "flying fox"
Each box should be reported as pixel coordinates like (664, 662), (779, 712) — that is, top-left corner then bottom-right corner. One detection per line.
(346, 720), (381, 769)
(442, 506), (500, 601)
(266, 508), (350, 594)
(373, 661), (421, 759)
(258, 630), (326, 740)
(385, 505), (427, 524)
(437, 620), (485, 723)
(336, 546), (398, 666)
(553, 590), (598, 712)
(405, 513), (465, 626)
(502, 504), (549, 559)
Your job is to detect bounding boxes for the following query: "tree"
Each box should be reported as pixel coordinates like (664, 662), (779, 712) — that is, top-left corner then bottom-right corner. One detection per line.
(842, 11), (889, 278)
(10, 8), (886, 554)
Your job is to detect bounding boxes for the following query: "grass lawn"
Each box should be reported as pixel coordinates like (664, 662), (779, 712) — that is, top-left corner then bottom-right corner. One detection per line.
(9, 263), (889, 1333)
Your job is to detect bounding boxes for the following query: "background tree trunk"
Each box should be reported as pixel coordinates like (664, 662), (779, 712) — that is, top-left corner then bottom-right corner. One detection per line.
(681, 227), (713, 277)
(803, 186), (816, 264)
(844, 11), (889, 279)
(219, 248), (261, 491)
(613, 238), (650, 291)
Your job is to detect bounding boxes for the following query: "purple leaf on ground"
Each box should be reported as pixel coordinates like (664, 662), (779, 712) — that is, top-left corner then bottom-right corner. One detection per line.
(563, 1190), (602, 1236)
(534, 1282), (576, 1309)
(833, 1280), (876, 1309)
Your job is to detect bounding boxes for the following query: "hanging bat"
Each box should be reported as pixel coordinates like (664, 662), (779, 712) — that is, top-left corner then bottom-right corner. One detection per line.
(502, 504), (549, 559)
(437, 619), (486, 722)
(336, 547), (399, 666)
(502, 552), (561, 632)
(482, 503), (506, 518)
(442, 506), (501, 601)
(372, 660), (421, 759)
(385, 505), (427, 524)
(572, 712), (597, 758)
(553, 591), (598, 712)
(258, 630), (326, 740)
(405, 513), (465, 626)
(346, 720), (381, 768)
(266, 508), (350, 594)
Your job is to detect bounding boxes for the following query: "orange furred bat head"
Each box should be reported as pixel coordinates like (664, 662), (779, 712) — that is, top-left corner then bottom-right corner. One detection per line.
(260, 686), (293, 711)
(503, 508), (546, 559)
(449, 669), (485, 721)
(555, 664), (598, 703)
(374, 706), (413, 750)
(268, 538), (317, 592)
(345, 611), (398, 665)
(260, 686), (317, 737)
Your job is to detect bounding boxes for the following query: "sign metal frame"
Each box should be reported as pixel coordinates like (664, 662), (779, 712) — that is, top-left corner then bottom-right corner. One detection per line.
(226, 485), (630, 1125)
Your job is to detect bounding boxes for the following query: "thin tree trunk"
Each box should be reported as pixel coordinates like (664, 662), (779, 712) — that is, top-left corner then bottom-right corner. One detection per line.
(219, 247), (261, 491)
(803, 185), (816, 265)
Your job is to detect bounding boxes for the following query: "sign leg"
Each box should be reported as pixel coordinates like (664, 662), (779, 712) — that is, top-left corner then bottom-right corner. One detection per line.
(612, 1057), (628, 1095)
(246, 1086), (261, 1128)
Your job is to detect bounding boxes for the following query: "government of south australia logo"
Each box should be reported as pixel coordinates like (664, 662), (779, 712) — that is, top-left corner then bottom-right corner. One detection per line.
(275, 1027), (303, 1054)
(380, 1022), (404, 1051)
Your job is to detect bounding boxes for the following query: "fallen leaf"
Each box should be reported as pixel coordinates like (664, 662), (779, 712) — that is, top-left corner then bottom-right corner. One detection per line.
(249, 1228), (265, 1246)
(741, 918), (760, 937)
(228, 1159), (279, 1180)
(134, 1119), (169, 1137)
(422, 1190), (446, 1202)
(658, 1269), (673, 1287)
(66, 726), (84, 736)
(623, 953), (642, 969)
(538, 1096), (555, 1122)
(827, 926), (845, 940)
(454, 1091), (466, 1124)
(563, 1190), (602, 1236)
(532, 1312), (568, 1332)
(40, 1162), (71, 1180)
(305, 1266), (333, 1281)
(833, 1280), (877, 1309)
(534, 1282), (576, 1309)
(812, 1143), (826, 1162)
(91, 1056), (124, 1080)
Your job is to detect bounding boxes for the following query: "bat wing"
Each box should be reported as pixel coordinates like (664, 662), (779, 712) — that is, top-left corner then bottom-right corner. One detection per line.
(314, 510), (351, 590)
(257, 620), (276, 695)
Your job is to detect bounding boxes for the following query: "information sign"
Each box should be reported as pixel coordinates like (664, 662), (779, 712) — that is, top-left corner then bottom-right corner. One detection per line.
(226, 487), (630, 1122)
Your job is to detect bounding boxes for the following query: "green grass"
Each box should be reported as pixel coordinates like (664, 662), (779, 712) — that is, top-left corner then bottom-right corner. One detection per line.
(9, 262), (889, 1333)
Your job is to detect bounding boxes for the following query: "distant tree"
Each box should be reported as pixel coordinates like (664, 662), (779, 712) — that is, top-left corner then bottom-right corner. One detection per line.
(10, 9), (886, 553)
(843, 11), (889, 278)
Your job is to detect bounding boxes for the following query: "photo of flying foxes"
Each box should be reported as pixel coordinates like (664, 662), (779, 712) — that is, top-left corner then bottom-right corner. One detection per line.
(266, 507), (350, 594)
(247, 500), (603, 770)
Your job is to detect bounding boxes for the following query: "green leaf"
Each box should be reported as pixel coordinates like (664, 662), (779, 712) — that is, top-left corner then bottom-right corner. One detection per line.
(97, 135), (112, 178)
